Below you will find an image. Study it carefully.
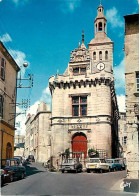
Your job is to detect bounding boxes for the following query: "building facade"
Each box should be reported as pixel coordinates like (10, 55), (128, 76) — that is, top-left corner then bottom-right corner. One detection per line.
(0, 41), (20, 161)
(118, 112), (127, 158)
(49, 4), (119, 167)
(14, 135), (25, 157)
(25, 102), (51, 162)
(124, 14), (139, 181)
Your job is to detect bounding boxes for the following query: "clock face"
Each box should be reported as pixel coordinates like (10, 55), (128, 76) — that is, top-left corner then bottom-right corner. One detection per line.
(97, 62), (105, 71)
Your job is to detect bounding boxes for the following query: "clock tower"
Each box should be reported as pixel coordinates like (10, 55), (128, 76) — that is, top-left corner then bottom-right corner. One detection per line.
(49, 3), (119, 168)
(88, 3), (113, 75)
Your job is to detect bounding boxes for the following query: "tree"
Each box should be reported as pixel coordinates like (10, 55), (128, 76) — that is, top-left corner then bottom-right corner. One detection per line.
(65, 148), (70, 159)
(88, 148), (99, 158)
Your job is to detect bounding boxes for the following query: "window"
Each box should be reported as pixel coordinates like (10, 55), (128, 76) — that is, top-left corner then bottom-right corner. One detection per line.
(136, 73), (139, 92)
(98, 22), (102, 31)
(0, 95), (4, 118)
(72, 96), (87, 116)
(123, 136), (127, 145)
(73, 67), (79, 75)
(93, 52), (96, 60)
(0, 58), (6, 80)
(73, 67), (86, 75)
(105, 51), (108, 60)
(80, 67), (86, 74)
(99, 51), (102, 60)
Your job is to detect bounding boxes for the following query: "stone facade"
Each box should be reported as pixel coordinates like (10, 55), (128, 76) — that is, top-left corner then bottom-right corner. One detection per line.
(124, 14), (139, 180)
(14, 135), (25, 157)
(25, 102), (51, 162)
(118, 112), (127, 158)
(49, 4), (119, 167)
(0, 41), (20, 161)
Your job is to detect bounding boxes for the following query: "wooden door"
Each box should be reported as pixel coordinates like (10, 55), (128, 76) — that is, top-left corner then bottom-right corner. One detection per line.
(72, 133), (87, 158)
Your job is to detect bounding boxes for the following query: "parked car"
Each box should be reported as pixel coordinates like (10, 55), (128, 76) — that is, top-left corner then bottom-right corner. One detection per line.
(60, 158), (82, 173)
(115, 158), (126, 170)
(106, 158), (123, 171)
(26, 155), (35, 162)
(1, 169), (5, 186)
(3, 158), (26, 181)
(86, 158), (110, 173)
(14, 156), (23, 164)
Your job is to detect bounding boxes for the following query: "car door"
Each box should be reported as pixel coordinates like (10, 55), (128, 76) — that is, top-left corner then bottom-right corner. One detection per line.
(14, 160), (21, 177)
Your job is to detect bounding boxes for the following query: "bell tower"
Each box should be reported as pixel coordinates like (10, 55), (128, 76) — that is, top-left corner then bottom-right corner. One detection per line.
(95, 4), (107, 37)
(88, 3), (113, 74)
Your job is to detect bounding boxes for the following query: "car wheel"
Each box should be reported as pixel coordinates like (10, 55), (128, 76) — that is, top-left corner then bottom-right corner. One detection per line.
(10, 174), (14, 182)
(21, 172), (25, 179)
(99, 169), (103, 173)
(87, 169), (90, 173)
(61, 170), (64, 173)
(113, 167), (116, 172)
(108, 167), (111, 172)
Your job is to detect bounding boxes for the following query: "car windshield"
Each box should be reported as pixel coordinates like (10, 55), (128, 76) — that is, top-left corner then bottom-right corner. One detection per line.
(106, 160), (113, 163)
(5, 160), (19, 166)
(64, 159), (75, 163)
(100, 159), (106, 163)
(90, 159), (100, 163)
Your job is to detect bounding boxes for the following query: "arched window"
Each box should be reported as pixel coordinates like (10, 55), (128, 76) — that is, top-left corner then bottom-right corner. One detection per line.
(105, 51), (108, 60)
(96, 24), (97, 32)
(6, 142), (12, 159)
(104, 24), (106, 33)
(93, 52), (96, 60)
(99, 51), (102, 60)
(98, 22), (102, 31)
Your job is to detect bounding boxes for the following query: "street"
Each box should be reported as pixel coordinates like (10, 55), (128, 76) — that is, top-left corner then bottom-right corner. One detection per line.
(1, 162), (138, 196)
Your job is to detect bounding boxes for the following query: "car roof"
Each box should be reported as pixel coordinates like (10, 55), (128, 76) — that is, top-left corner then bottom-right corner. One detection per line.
(6, 158), (20, 161)
(90, 158), (104, 159)
(106, 159), (115, 160)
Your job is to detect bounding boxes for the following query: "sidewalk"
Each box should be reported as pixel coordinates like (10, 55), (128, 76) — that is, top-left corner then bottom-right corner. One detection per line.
(110, 178), (124, 191)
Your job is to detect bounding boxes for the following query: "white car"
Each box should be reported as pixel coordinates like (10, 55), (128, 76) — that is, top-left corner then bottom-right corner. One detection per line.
(86, 158), (110, 173)
(60, 158), (82, 173)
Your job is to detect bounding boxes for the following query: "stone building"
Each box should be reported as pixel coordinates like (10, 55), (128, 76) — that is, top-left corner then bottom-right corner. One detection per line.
(124, 14), (139, 189)
(14, 135), (25, 157)
(25, 102), (51, 162)
(0, 41), (20, 161)
(49, 4), (119, 167)
(118, 112), (127, 158)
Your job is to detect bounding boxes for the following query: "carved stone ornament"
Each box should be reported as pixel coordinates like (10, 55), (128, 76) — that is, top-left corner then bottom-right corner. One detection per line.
(77, 119), (81, 123)
(96, 118), (100, 122)
(69, 67), (73, 72)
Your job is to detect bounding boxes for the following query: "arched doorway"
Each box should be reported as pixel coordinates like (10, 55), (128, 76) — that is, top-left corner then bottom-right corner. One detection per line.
(72, 132), (87, 158)
(6, 142), (12, 159)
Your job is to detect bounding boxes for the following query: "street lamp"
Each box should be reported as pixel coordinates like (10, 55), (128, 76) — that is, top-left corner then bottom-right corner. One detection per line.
(17, 62), (33, 89)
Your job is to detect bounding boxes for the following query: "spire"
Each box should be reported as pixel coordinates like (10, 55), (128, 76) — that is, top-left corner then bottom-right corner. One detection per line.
(79, 41), (81, 48)
(82, 30), (84, 44)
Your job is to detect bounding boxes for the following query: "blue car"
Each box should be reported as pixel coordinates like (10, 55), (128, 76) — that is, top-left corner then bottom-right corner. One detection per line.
(106, 158), (122, 171)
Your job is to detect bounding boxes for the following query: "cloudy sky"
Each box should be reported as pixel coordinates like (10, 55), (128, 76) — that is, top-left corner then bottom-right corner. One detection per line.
(0, 0), (139, 135)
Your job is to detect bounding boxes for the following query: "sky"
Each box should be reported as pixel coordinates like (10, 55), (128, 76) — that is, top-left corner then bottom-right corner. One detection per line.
(0, 0), (139, 135)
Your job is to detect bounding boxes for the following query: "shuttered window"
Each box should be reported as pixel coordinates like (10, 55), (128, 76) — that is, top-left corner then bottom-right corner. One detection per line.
(0, 95), (4, 118)
(0, 58), (6, 80)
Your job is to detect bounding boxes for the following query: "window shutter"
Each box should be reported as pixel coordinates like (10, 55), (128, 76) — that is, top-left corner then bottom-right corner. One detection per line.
(0, 95), (4, 118)
(1, 58), (6, 80)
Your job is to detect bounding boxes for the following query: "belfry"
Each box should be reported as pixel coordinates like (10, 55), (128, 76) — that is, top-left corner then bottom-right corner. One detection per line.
(49, 3), (119, 167)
